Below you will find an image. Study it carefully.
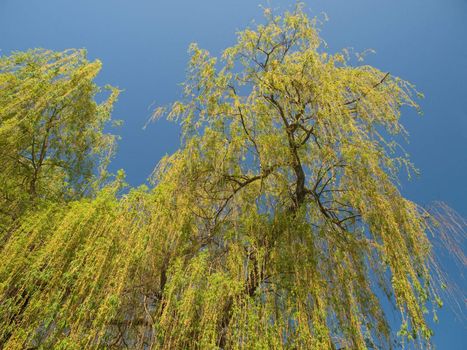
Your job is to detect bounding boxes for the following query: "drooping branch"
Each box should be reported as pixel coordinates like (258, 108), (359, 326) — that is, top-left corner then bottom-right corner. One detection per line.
(343, 72), (390, 106)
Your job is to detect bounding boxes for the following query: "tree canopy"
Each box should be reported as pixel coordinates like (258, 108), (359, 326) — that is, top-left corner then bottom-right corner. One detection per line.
(0, 49), (119, 232)
(0, 5), (465, 350)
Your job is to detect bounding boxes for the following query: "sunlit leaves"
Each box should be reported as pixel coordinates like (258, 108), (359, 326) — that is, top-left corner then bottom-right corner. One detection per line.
(0, 49), (119, 231)
(0, 5), (464, 350)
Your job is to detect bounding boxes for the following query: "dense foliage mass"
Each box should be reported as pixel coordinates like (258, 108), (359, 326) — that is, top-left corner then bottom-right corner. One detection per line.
(0, 6), (465, 350)
(0, 48), (118, 233)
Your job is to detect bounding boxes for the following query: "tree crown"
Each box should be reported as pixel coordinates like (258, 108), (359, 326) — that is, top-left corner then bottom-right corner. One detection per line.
(0, 6), (464, 350)
(0, 48), (119, 228)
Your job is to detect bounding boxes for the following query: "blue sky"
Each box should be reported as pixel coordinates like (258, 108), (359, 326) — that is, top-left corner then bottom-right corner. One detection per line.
(1, 0), (465, 348)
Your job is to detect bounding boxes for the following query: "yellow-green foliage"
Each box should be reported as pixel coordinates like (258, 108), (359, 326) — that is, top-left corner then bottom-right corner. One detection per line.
(0, 5), (464, 350)
(0, 48), (119, 232)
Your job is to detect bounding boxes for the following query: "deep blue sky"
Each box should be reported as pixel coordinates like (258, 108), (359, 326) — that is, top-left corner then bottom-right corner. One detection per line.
(1, 0), (466, 348)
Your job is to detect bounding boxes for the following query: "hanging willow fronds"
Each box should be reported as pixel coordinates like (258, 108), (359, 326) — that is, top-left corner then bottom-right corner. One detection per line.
(0, 4), (465, 350)
(0, 48), (119, 233)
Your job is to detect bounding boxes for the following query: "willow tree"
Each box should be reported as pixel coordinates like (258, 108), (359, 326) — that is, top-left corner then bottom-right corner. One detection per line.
(147, 5), (461, 349)
(0, 5), (465, 350)
(0, 49), (119, 232)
